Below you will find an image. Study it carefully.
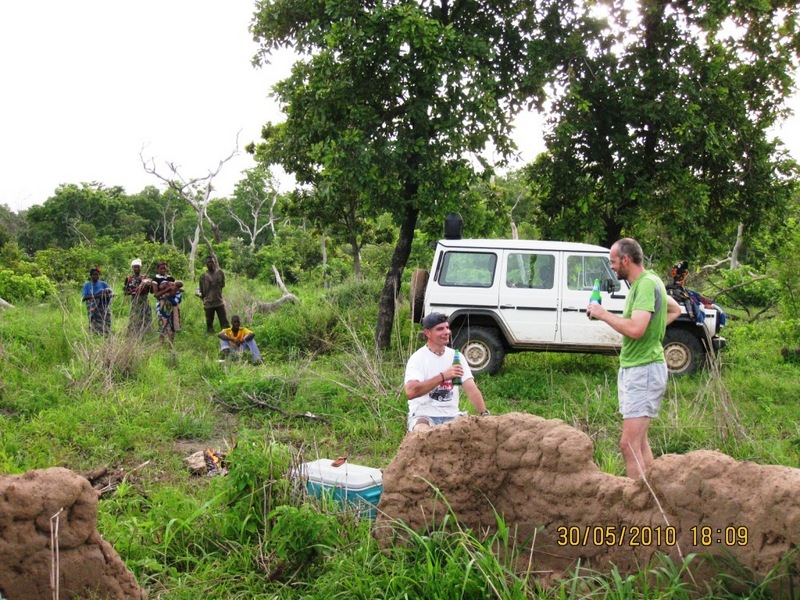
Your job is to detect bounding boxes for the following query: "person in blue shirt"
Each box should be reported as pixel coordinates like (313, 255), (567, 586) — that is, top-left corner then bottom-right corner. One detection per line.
(81, 267), (113, 335)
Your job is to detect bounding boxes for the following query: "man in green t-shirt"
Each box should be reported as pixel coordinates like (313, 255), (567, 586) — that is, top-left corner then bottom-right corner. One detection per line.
(586, 238), (681, 478)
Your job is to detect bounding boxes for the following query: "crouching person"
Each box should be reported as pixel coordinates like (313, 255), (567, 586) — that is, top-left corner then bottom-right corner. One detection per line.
(218, 315), (262, 364)
(405, 312), (489, 432)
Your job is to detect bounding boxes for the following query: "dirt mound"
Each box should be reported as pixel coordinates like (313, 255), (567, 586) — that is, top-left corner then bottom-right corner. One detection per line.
(0, 467), (146, 600)
(374, 413), (800, 591)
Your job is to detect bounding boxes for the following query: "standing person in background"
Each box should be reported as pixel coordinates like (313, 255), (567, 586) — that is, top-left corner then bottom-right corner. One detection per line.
(152, 261), (183, 344)
(586, 238), (682, 478)
(404, 312), (489, 432)
(199, 255), (229, 334)
(82, 267), (112, 335)
(123, 259), (152, 336)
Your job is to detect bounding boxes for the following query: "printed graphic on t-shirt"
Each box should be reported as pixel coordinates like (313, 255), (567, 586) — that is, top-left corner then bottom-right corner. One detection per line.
(429, 381), (454, 402)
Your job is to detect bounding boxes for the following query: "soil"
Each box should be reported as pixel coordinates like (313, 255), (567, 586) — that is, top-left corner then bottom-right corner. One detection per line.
(0, 467), (146, 600)
(374, 412), (800, 593)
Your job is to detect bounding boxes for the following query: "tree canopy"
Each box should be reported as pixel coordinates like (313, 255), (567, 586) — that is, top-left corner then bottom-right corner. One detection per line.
(525, 0), (800, 259)
(249, 0), (578, 347)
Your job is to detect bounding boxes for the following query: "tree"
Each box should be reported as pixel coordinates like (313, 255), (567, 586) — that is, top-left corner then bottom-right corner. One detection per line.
(227, 166), (280, 249)
(20, 183), (130, 252)
(141, 145), (237, 276)
(249, 0), (575, 348)
(526, 0), (800, 261)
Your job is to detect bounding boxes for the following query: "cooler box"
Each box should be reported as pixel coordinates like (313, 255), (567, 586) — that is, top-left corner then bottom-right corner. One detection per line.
(296, 459), (383, 518)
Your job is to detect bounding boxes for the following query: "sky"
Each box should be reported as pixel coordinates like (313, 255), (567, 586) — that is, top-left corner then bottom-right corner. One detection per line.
(1, 1), (799, 214)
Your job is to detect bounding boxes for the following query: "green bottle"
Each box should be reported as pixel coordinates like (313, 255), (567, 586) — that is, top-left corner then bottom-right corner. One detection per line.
(452, 349), (462, 385)
(589, 278), (602, 319)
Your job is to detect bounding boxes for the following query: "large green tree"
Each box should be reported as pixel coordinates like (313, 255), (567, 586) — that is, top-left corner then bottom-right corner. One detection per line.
(526, 0), (800, 260)
(21, 183), (131, 252)
(249, 0), (576, 348)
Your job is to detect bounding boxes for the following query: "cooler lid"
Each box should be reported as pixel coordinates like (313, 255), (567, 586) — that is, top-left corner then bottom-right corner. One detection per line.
(299, 459), (383, 491)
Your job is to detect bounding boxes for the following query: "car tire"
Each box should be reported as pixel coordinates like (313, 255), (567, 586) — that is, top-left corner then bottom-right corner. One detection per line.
(452, 326), (505, 375)
(663, 328), (705, 376)
(410, 269), (428, 323)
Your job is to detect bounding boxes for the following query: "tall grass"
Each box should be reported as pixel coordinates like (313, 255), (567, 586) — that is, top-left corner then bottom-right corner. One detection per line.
(2, 275), (799, 597)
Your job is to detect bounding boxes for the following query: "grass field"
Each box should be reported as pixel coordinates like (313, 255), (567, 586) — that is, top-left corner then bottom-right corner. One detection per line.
(2, 276), (799, 598)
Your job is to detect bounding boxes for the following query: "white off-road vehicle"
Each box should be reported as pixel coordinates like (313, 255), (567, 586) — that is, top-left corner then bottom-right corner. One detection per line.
(411, 232), (726, 377)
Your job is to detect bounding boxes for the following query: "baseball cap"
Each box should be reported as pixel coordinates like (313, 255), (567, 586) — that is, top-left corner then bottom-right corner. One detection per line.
(131, 259), (142, 267)
(422, 312), (448, 329)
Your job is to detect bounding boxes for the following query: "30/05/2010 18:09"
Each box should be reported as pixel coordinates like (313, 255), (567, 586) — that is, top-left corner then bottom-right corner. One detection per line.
(690, 526), (749, 547)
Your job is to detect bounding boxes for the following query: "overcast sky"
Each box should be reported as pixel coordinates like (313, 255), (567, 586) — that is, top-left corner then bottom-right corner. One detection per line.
(1, 1), (798, 214)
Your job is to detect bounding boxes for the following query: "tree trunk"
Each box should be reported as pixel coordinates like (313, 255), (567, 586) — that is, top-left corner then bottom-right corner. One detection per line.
(375, 206), (419, 350)
(188, 221), (201, 278)
(730, 222), (744, 269)
(350, 232), (362, 279)
(601, 217), (624, 250)
(321, 230), (328, 289)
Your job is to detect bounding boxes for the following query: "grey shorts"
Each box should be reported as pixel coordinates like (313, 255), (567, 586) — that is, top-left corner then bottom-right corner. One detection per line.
(618, 362), (668, 419)
(407, 412), (465, 431)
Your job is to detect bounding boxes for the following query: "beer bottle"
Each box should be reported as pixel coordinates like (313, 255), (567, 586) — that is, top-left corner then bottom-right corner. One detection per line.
(589, 278), (602, 320)
(452, 349), (462, 385)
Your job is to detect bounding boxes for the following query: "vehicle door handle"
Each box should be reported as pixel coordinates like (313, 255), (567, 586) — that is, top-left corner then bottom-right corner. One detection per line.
(563, 307), (581, 312)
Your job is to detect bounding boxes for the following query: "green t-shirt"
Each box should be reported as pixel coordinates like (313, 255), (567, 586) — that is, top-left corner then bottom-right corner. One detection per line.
(620, 270), (668, 368)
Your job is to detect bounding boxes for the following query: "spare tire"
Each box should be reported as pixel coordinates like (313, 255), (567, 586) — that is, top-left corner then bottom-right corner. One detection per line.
(410, 269), (429, 323)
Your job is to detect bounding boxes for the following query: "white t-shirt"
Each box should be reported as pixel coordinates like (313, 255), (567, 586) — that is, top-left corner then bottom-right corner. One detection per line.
(404, 346), (474, 419)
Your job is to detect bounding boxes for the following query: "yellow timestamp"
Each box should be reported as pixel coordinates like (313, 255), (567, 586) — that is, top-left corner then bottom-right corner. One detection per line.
(556, 525), (677, 547)
(690, 526), (749, 547)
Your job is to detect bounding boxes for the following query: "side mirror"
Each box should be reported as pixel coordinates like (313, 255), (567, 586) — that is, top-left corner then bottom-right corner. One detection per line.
(604, 278), (619, 293)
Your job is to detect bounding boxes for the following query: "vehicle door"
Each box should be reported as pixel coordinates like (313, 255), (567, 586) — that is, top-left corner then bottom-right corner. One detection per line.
(559, 251), (627, 346)
(498, 250), (558, 342)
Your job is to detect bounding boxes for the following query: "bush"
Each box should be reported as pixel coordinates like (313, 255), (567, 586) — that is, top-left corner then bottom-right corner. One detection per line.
(714, 266), (781, 309)
(0, 269), (55, 302)
(34, 238), (189, 284)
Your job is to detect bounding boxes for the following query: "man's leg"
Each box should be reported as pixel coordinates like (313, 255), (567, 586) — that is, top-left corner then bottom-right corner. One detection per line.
(217, 304), (229, 330)
(620, 417), (652, 478)
(205, 307), (215, 333)
(408, 415), (432, 432)
(245, 338), (262, 363)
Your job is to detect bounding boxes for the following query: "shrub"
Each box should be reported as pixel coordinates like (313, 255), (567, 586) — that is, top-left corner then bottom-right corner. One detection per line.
(713, 266), (781, 309)
(0, 269), (55, 302)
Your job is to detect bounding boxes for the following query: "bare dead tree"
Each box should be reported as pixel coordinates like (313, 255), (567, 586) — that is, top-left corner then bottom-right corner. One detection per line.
(255, 265), (299, 314)
(702, 222), (745, 272)
(509, 191), (523, 240)
(227, 168), (279, 249)
(140, 140), (238, 276)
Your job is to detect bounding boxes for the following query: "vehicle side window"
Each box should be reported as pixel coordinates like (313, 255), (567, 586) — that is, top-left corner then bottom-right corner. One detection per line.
(506, 253), (555, 289)
(567, 255), (618, 291)
(439, 252), (497, 287)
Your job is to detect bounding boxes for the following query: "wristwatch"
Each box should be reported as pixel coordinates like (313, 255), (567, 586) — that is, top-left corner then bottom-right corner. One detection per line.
(480, 410), (490, 416)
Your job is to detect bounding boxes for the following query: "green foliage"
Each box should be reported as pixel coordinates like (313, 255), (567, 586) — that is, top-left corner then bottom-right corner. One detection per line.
(222, 433), (295, 540)
(267, 504), (342, 577)
(0, 242), (42, 277)
(713, 266), (781, 310)
(2, 273), (800, 598)
(250, 0), (576, 346)
(770, 217), (800, 319)
(527, 0), (800, 256)
(34, 238), (188, 284)
(255, 223), (325, 285)
(0, 269), (54, 302)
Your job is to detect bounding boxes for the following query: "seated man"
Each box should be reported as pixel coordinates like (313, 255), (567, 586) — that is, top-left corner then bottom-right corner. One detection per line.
(404, 312), (489, 431)
(218, 315), (262, 364)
